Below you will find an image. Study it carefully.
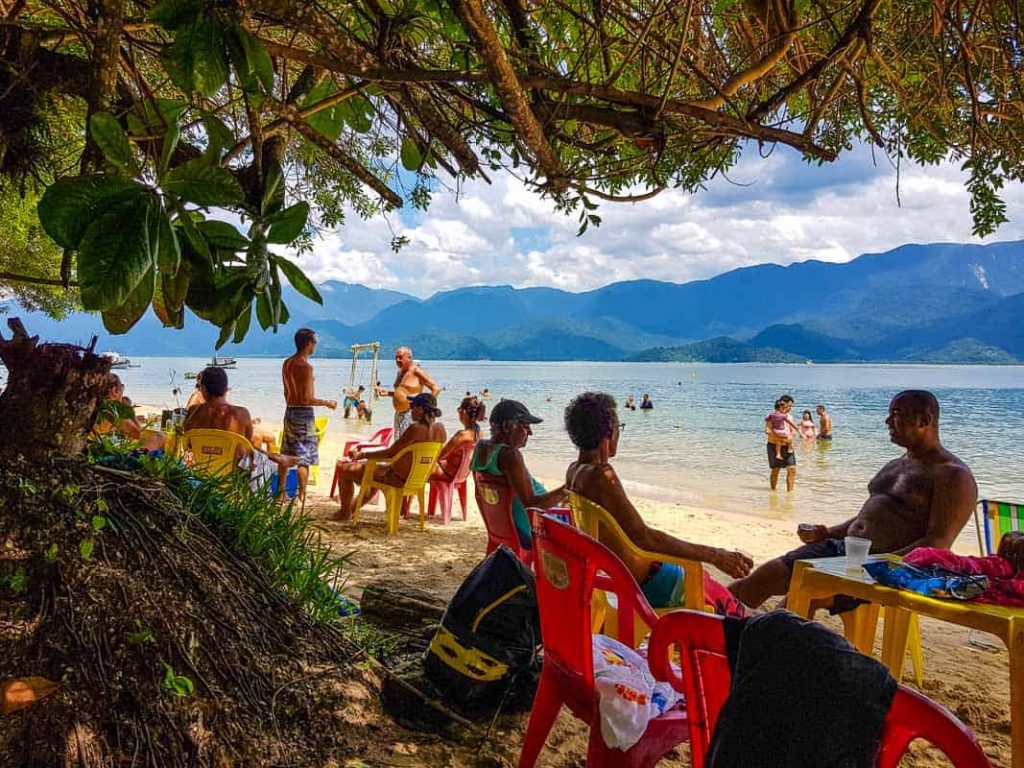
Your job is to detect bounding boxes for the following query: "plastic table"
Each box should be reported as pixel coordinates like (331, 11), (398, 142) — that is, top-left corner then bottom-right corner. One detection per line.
(787, 556), (1024, 768)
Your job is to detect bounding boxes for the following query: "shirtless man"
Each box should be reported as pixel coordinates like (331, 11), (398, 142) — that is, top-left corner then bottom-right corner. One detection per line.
(383, 346), (439, 443)
(817, 404), (833, 440)
(183, 367), (297, 473)
(331, 392), (446, 521)
(729, 390), (977, 609)
(280, 328), (337, 503)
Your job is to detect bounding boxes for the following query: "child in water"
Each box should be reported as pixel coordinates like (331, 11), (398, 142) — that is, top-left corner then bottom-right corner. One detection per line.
(799, 409), (818, 440)
(765, 399), (800, 460)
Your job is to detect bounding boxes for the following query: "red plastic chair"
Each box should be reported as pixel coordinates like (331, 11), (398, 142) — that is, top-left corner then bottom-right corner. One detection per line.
(647, 610), (993, 768)
(330, 426), (393, 499)
(427, 442), (475, 523)
(519, 515), (689, 768)
(474, 473), (533, 566)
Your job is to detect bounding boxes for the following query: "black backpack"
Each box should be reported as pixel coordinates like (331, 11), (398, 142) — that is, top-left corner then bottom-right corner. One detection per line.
(424, 546), (541, 718)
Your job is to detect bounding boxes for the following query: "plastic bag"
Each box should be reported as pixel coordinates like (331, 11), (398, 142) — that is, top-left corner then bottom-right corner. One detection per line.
(592, 634), (682, 750)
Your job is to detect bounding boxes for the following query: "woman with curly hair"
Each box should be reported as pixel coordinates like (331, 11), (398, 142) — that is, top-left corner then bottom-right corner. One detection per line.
(564, 391), (751, 616)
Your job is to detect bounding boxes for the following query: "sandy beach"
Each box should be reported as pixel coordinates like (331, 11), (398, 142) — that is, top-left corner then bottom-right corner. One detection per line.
(292, 427), (1014, 768)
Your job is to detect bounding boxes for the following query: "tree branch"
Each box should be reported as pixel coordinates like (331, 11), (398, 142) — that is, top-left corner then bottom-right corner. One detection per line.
(0, 271), (79, 287)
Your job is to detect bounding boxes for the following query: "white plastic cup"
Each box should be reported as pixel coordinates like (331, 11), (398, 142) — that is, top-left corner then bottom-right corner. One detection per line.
(844, 536), (872, 572)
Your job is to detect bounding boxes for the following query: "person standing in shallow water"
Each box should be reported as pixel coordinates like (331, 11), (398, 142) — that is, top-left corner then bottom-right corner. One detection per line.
(817, 404), (833, 440)
(640, 393), (653, 410)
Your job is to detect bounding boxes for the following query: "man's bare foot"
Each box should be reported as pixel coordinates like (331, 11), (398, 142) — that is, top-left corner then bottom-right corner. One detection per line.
(328, 509), (351, 522)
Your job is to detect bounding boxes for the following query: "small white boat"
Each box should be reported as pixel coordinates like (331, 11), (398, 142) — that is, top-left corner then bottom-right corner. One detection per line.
(209, 356), (237, 369)
(101, 352), (137, 369)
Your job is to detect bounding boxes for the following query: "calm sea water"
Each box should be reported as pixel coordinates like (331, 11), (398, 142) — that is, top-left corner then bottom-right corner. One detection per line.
(77, 358), (1024, 538)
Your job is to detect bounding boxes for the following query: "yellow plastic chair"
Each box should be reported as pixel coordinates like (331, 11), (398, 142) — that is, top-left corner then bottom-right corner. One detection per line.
(838, 604), (925, 687)
(352, 441), (442, 536)
(184, 429), (254, 478)
(568, 492), (705, 643)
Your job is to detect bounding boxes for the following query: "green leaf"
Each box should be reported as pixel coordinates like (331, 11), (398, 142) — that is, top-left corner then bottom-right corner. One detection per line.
(164, 159), (244, 206)
(150, 0), (203, 30)
(159, 119), (180, 176)
(339, 96), (373, 133)
(102, 266), (155, 333)
(400, 137), (423, 172)
(77, 196), (155, 311)
(266, 202), (310, 244)
(162, 20), (229, 97)
(196, 220), (249, 250)
(215, 320), (235, 349)
(153, 276), (184, 328)
(90, 113), (139, 175)
(202, 114), (235, 162)
(79, 538), (95, 560)
(126, 99), (187, 136)
(235, 25), (275, 93)
(232, 301), (252, 343)
(255, 289), (272, 330)
(272, 254), (322, 305)
(44, 544), (59, 562)
(157, 210), (181, 275)
(304, 79), (345, 141)
(91, 515), (107, 532)
(173, 203), (211, 264)
(38, 175), (142, 249)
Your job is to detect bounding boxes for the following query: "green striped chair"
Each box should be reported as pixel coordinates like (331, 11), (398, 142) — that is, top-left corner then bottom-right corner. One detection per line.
(975, 498), (1024, 555)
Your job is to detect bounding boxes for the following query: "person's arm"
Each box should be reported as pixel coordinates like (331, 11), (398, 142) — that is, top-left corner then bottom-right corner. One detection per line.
(592, 465), (752, 578)
(416, 366), (441, 397)
(892, 466), (977, 555)
(497, 446), (566, 509)
(799, 517), (855, 543)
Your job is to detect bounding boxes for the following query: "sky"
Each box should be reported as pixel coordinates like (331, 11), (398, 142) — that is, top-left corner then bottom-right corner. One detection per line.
(293, 142), (1024, 298)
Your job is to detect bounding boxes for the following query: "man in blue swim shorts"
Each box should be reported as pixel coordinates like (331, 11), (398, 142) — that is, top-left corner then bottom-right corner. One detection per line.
(280, 328), (337, 503)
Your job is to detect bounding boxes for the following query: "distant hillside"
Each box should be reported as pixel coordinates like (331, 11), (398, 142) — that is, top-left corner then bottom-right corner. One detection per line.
(5, 239), (1024, 363)
(626, 338), (804, 363)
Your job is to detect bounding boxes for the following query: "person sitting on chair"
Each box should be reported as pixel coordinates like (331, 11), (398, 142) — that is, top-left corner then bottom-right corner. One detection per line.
(470, 399), (566, 551)
(97, 374), (165, 452)
(183, 367), (298, 475)
(564, 391), (751, 615)
(431, 395), (486, 481)
(331, 392), (446, 522)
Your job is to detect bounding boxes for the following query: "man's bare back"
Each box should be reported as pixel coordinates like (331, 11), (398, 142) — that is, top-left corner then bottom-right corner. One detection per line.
(185, 401), (252, 439)
(283, 355), (313, 406)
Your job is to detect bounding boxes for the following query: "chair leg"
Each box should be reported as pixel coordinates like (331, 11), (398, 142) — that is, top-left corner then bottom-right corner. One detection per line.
(518, 675), (562, 768)
(352, 485), (368, 524)
(428, 483), (438, 518)
(457, 481), (468, 520)
(418, 490), (426, 530)
(440, 485), (453, 525)
(385, 490), (400, 536)
(330, 464), (341, 500)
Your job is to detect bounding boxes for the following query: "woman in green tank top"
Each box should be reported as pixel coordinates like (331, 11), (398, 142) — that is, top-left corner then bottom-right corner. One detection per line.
(470, 399), (566, 548)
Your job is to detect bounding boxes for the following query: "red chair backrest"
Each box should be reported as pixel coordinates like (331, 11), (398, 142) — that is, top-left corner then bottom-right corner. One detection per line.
(448, 441), (475, 484)
(531, 515), (661, 698)
(647, 610), (993, 768)
(371, 427), (393, 445)
(474, 472), (530, 562)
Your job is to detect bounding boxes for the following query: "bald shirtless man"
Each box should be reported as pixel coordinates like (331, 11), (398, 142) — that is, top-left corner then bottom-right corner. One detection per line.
(729, 390), (977, 609)
(281, 328), (337, 502)
(184, 367), (297, 474)
(383, 346), (439, 443)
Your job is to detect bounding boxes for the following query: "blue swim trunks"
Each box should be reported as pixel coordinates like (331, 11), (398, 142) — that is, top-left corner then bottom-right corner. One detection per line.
(641, 562), (686, 608)
(281, 406), (318, 467)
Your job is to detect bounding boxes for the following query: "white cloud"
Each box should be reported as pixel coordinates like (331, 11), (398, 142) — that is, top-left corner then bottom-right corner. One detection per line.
(290, 144), (1024, 297)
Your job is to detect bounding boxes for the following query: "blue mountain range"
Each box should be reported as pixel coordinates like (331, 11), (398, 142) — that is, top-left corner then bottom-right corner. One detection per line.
(4, 239), (1024, 363)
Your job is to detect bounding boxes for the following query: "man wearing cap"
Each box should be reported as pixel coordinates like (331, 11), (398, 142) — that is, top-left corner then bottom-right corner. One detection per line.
(331, 392), (446, 522)
(470, 399), (566, 549)
(382, 346), (440, 444)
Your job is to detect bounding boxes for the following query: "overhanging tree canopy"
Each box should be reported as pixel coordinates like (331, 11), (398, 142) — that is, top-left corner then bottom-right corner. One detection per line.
(1, 0), (1021, 342)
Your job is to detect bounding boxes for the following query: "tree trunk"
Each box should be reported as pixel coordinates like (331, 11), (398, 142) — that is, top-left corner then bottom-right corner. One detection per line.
(359, 581), (447, 642)
(0, 317), (110, 459)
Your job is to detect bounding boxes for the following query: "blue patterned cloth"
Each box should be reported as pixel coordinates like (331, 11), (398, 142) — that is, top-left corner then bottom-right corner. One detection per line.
(281, 406), (318, 467)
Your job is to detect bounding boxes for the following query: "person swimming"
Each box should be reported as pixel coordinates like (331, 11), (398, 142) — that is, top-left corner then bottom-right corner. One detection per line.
(640, 393), (653, 410)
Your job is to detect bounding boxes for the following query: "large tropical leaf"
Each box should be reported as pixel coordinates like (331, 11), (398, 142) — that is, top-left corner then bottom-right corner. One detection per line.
(272, 254), (322, 304)
(102, 267), (156, 333)
(164, 158), (244, 206)
(266, 202), (310, 244)
(77, 196), (155, 311)
(162, 19), (229, 97)
(89, 113), (139, 176)
(38, 176), (143, 249)
(156, 209), (181, 275)
(196, 220), (249, 250)
(149, 0), (204, 31)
